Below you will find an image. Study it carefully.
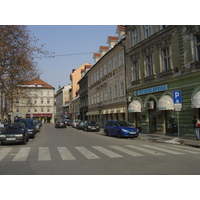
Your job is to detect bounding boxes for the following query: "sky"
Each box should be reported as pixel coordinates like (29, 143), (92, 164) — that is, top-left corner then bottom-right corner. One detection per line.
(28, 25), (118, 91)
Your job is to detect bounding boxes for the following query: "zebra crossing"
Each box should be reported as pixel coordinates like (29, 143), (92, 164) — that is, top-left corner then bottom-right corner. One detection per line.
(0, 144), (199, 162)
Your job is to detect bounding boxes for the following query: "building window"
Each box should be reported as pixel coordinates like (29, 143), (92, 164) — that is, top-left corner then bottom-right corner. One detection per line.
(100, 67), (103, 78)
(47, 99), (50, 104)
(34, 99), (37, 104)
(47, 107), (50, 112)
(47, 91), (50, 95)
(96, 70), (99, 81)
(120, 82), (125, 96)
(146, 55), (153, 76)
(41, 99), (44, 104)
(195, 33), (200, 61)
(40, 91), (43, 95)
(97, 93), (99, 103)
(113, 55), (117, 70)
(91, 95), (93, 105)
(119, 50), (124, 66)
(108, 59), (112, 73)
(161, 47), (171, 71)
(104, 64), (107, 75)
(108, 86), (112, 100)
(28, 108), (31, 112)
(144, 25), (151, 38)
(16, 107), (19, 113)
(104, 88), (107, 101)
(94, 94), (96, 104)
(100, 91), (103, 102)
(114, 84), (118, 98)
(132, 28), (137, 45)
(131, 61), (140, 81)
(41, 107), (44, 112)
(34, 108), (37, 112)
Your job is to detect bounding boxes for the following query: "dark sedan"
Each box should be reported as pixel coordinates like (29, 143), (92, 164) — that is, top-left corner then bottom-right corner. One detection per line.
(83, 121), (100, 132)
(0, 123), (29, 145)
(55, 120), (67, 128)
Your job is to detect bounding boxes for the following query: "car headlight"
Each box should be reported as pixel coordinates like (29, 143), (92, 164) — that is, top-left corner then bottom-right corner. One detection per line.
(15, 134), (23, 137)
(121, 129), (130, 133)
(96, 126), (99, 128)
(0, 135), (6, 138)
(88, 126), (91, 128)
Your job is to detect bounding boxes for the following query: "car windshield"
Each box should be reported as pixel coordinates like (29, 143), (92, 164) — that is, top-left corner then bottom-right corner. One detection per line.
(87, 121), (97, 125)
(6, 123), (23, 130)
(15, 119), (34, 126)
(117, 121), (133, 127)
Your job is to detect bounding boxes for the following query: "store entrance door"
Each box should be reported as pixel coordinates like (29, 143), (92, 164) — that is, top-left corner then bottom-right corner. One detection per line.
(149, 109), (157, 133)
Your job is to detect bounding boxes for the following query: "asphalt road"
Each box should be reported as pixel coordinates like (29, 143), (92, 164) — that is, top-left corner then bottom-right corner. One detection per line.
(1, 123), (200, 175)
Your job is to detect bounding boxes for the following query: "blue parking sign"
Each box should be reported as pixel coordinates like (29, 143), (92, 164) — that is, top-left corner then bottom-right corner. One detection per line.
(173, 91), (182, 104)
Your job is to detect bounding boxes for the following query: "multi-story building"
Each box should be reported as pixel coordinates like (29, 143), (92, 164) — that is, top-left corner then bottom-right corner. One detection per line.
(78, 64), (91, 121)
(125, 25), (200, 136)
(86, 25), (126, 127)
(55, 84), (71, 119)
(13, 77), (55, 123)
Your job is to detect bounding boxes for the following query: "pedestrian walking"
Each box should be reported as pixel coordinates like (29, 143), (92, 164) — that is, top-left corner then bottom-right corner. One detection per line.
(192, 116), (200, 141)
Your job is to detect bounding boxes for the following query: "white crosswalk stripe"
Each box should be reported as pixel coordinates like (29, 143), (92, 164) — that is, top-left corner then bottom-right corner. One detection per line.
(92, 146), (123, 158)
(141, 145), (184, 155)
(109, 146), (144, 157)
(0, 144), (200, 162)
(12, 147), (30, 161)
(155, 144), (200, 154)
(125, 145), (165, 155)
(57, 147), (76, 160)
(75, 146), (100, 159)
(38, 147), (51, 161)
(0, 148), (12, 161)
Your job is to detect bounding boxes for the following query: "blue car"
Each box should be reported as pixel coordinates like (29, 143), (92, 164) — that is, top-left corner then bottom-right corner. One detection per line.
(104, 120), (139, 138)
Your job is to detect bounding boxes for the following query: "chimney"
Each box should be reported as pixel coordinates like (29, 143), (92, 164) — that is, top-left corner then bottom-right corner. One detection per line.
(93, 53), (101, 63)
(107, 36), (118, 49)
(116, 25), (125, 40)
(99, 46), (109, 57)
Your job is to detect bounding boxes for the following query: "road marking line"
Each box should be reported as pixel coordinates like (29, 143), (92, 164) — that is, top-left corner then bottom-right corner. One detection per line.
(155, 144), (200, 154)
(12, 147), (30, 161)
(38, 147), (51, 161)
(57, 147), (76, 160)
(125, 145), (165, 155)
(92, 146), (123, 158)
(109, 146), (144, 157)
(75, 147), (100, 159)
(141, 145), (184, 155)
(0, 148), (12, 161)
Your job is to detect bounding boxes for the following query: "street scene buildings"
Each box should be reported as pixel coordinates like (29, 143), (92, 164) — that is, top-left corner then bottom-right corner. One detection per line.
(1, 25), (200, 137)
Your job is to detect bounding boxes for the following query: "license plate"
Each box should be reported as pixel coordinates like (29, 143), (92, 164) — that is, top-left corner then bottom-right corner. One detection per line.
(6, 138), (16, 141)
(92, 127), (96, 129)
(60, 123), (63, 125)
(130, 132), (136, 134)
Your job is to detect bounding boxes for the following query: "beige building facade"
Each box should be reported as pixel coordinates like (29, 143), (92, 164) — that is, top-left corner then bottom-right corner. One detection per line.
(87, 26), (126, 127)
(13, 77), (55, 123)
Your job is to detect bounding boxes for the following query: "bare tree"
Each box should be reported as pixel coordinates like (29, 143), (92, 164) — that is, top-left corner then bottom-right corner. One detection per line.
(0, 25), (50, 120)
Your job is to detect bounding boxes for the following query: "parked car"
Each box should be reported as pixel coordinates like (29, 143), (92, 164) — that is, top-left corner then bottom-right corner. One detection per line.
(76, 121), (85, 130)
(55, 120), (67, 128)
(33, 119), (41, 132)
(72, 119), (79, 128)
(83, 121), (100, 132)
(104, 120), (139, 138)
(65, 119), (72, 126)
(14, 118), (37, 138)
(0, 123), (29, 145)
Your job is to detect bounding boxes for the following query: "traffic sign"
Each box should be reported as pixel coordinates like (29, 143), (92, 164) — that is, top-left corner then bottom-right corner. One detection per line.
(173, 91), (182, 104)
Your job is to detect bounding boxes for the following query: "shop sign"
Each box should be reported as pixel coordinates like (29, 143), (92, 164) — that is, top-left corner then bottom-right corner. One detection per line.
(134, 84), (168, 96)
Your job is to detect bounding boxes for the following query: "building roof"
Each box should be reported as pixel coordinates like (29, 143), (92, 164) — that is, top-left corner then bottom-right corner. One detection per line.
(20, 77), (55, 89)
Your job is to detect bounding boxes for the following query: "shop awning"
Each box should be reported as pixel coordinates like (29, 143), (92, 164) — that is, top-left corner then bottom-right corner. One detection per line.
(26, 113), (52, 118)
(128, 100), (141, 112)
(157, 95), (174, 110)
(192, 91), (200, 108)
(101, 107), (126, 114)
(86, 111), (100, 116)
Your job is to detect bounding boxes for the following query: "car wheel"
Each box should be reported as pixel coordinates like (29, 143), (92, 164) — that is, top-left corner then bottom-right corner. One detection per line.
(117, 131), (121, 139)
(104, 130), (109, 136)
(27, 135), (29, 142)
(23, 137), (27, 145)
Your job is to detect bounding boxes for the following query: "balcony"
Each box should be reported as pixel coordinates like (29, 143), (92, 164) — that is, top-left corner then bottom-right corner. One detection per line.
(159, 69), (174, 78)
(144, 74), (155, 82)
(190, 61), (200, 71)
(131, 79), (141, 86)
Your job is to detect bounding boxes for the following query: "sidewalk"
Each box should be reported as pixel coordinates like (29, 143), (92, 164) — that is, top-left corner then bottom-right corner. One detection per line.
(139, 132), (200, 148)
